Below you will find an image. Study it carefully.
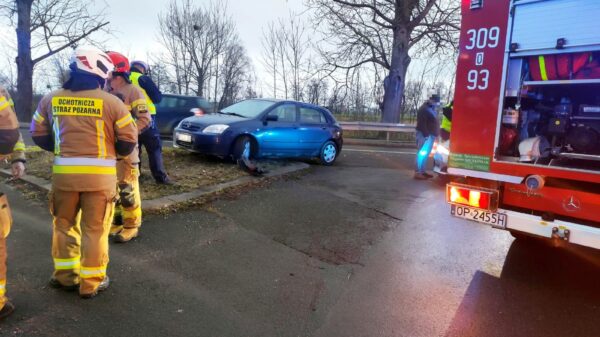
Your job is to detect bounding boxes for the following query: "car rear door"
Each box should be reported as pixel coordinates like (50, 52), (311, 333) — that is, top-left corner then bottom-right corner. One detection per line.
(258, 103), (301, 157)
(297, 105), (331, 156)
(154, 95), (180, 135)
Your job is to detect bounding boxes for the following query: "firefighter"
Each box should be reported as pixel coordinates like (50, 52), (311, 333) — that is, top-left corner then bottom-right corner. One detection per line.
(414, 94), (440, 180)
(0, 86), (26, 320)
(440, 101), (453, 142)
(30, 47), (138, 298)
(129, 61), (171, 184)
(106, 51), (151, 243)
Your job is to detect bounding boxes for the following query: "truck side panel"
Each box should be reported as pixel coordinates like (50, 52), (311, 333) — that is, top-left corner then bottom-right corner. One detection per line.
(449, 1), (510, 171)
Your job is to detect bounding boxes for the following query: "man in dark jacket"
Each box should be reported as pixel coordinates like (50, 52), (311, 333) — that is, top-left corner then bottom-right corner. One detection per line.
(130, 60), (171, 184)
(414, 94), (440, 180)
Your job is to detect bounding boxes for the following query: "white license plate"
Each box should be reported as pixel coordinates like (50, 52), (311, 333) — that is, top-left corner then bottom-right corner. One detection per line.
(451, 205), (507, 229)
(176, 133), (192, 142)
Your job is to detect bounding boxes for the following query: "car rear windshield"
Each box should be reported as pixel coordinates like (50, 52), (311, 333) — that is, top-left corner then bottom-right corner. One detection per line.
(220, 100), (276, 118)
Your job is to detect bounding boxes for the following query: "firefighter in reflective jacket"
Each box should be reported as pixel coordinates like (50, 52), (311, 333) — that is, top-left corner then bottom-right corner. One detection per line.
(0, 86), (26, 320)
(440, 101), (453, 142)
(129, 61), (171, 184)
(106, 51), (150, 243)
(30, 47), (138, 298)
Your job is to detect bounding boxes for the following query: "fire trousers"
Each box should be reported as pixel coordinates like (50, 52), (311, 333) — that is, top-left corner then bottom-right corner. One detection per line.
(51, 189), (116, 295)
(0, 194), (12, 310)
(114, 158), (142, 229)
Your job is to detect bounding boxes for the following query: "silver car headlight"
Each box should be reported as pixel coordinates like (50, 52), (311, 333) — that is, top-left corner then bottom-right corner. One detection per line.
(203, 124), (229, 134)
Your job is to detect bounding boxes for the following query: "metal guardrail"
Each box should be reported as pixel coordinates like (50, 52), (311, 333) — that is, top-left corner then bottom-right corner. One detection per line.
(339, 121), (415, 133)
(339, 121), (416, 143)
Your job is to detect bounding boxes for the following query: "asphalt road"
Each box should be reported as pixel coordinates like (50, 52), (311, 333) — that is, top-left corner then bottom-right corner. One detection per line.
(1, 145), (600, 337)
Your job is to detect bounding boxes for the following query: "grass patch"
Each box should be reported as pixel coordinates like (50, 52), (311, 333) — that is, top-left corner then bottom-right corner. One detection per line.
(139, 148), (245, 200)
(21, 147), (249, 200)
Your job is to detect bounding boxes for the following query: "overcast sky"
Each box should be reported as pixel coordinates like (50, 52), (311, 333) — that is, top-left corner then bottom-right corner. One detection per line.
(102, 0), (306, 83)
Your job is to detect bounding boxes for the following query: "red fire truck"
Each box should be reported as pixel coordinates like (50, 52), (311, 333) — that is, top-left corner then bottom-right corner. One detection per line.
(447, 0), (600, 249)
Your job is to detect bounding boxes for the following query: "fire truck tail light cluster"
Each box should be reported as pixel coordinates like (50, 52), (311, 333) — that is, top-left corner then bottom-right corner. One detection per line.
(446, 184), (499, 211)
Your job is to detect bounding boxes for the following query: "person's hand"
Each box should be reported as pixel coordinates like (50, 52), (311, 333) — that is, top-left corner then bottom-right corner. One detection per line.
(11, 161), (25, 180)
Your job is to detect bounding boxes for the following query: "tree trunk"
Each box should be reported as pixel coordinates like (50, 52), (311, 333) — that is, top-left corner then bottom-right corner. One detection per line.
(15, 0), (34, 122)
(381, 27), (410, 124)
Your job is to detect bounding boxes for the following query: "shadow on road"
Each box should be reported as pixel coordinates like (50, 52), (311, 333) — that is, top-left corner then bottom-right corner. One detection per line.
(445, 238), (600, 337)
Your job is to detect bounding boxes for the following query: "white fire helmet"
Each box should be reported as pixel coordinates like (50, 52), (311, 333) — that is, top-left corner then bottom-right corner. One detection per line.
(70, 47), (114, 80)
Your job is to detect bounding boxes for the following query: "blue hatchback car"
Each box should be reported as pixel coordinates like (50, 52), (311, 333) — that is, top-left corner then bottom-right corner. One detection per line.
(173, 99), (343, 165)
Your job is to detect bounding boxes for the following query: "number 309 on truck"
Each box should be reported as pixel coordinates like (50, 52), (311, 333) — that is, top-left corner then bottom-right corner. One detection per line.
(447, 0), (600, 249)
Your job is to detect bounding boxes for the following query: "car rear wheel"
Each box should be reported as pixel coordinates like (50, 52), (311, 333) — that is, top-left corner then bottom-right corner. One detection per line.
(233, 135), (256, 161)
(319, 140), (338, 165)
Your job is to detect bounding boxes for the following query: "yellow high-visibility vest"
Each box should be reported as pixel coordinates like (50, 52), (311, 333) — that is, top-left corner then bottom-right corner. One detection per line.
(129, 72), (156, 115)
(441, 115), (452, 132)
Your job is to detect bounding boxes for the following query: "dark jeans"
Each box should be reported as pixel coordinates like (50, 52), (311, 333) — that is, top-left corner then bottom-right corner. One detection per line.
(139, 123), (168, 183)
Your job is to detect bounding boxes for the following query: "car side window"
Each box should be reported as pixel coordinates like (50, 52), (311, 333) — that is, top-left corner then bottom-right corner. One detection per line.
(299, 107), (326, 124)
(268, 104), (297, 122)
(159, 96), (178, 109)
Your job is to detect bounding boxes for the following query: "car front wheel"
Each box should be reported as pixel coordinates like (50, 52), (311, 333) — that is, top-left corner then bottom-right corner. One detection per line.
(233, 135), (255, 161)
(319, 140), (338, 165)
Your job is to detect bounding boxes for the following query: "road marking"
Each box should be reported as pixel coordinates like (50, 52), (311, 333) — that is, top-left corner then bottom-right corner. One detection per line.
(344, 148), (415, 155)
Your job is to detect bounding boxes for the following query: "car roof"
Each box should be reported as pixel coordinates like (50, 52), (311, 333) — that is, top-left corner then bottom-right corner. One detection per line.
(246, 98), (326, 109)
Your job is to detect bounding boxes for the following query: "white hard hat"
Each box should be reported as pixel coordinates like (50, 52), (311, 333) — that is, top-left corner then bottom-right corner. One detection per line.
(70, 47), (114, 80)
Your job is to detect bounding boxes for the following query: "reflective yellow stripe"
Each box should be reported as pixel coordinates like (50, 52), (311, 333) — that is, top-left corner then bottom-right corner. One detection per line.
(54, 256), (81, 270)
(0, 100), (9, 111)
(53, 117), (61, 155)
(538, 56), (548, 81)
(116, 114), (134, 128)
(53, 165), (117, 175)
(96, 120), (106, 159)
(80, 266), (106, 279)
(0, 279), (5, 297)
(131, 98), (147, 110)
(33, 110), (45, 123)
(122, 207), (142, 219)
(13, 140), (25, 152)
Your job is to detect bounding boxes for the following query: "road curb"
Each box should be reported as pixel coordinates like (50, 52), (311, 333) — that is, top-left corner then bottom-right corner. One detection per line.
(0, 169), (52, 191)
(142, 162), (310, 211)
(1, 161), (311, 211)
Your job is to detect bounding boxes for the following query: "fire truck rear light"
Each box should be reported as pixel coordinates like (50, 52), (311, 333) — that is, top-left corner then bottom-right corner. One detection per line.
(446, 184), (499, 211)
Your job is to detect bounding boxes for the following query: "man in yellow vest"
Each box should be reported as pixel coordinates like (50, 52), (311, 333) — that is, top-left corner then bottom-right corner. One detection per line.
(129, 61), (171, 184)
(440, 101), (453, 141)
(0, 85), (26, 319)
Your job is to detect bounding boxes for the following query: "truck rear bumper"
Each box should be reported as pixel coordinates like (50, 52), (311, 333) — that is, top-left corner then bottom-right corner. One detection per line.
(503, 209), (600, 250)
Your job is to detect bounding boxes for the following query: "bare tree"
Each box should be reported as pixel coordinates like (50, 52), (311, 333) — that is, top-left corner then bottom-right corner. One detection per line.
(148, 62), (170, 92)
(283, 13), (309, 101)
(260, 13), (311, 101)
(219, 41), (250, 109)
(305, 78), (329, 106)
(0, 0), (110, 120)
(307, 0), (460, 123)
(261, 22), (279, 98)
(158, 0), (243, 103)
(157, 0), (193, 94)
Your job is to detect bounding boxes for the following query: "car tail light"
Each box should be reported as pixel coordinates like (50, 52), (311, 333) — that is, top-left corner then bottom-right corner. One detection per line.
(446, 183), (499, 211)
(191, 108), (204, 116)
